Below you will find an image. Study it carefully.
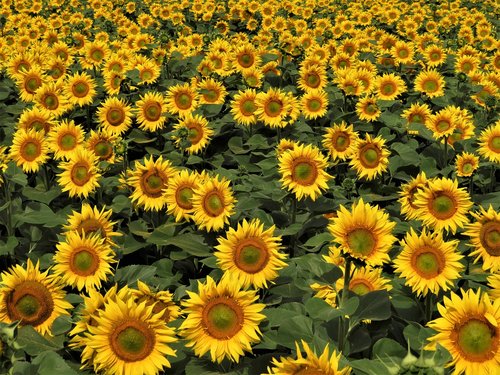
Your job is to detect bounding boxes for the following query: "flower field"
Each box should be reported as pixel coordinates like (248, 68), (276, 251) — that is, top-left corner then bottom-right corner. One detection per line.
(0, 0), (499, 374)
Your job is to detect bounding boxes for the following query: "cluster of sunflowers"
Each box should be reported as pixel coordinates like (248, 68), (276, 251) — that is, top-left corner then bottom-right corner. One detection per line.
(0, 0), (499, 374)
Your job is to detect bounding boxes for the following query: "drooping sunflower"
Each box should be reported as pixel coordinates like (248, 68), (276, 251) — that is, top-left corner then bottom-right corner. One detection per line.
(134, 91), (167, 132)
(414, 69), (445, 98)
(165, 169), (202, 222)
(413, 177), (472, 233)
(132, 280), (181, 324)
(215, 219), (287, 289)
(266, 340), (351, 375)
(57, 148), (101, 198)
(374, 73), (406, 100)
(463, 205), (500, 272)
(179, 276), (265, 363)
(278, 143), (332, 201)
(85, 129), (120, 164)
(86, 297), (177, 375)
(9, 128), (49, 173)
(127, 156), (177, 211)
(191, 174), (236, 232)
(46, 119), (85, 160)
(426, 289), (500, 375)
(393, 228), (463, 297)
(53, 231), (116, 292)
(349, 134), (390, 181)
(97, 96), (134, 136)
(172, 114), (214, 155)
(300, 90), (329, 120)
(231, 89), (258, 126)
(355, 95), (381, 122)
(64, 72), (96, 107)
(455, 152), (479, 177)
(328, 198), (396, 266)
(477, 122), (500, 163)
(0, 260), (72, 336)
(166, 83), (199, 117)
(398, 172), (429, 220)
(322, 121), (359, 161)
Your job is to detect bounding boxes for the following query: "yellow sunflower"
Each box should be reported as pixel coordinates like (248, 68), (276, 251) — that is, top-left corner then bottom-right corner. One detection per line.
(322, 121), (359, 161)
(17, 106), (54, 134)
(426, 289), (500, 375)
(477, 121), (500, 163)
(35, 81), (68, 118)
(355, 95), (381, 122)
(414, 70), (445, 98)
(127, 156), (177, 211)
(278, 143), (332, 201)
(85, 129), (120, 164)
(53, 231), (116, 292)
(57, 147), (101, 198)
(231, 89), (258, 126)
(166, 83), (199, 117)
(455, 152), (479, 177)
(165, 169), (202, 222)
(255, 87), (293, 128)
(300, 90), (329, 120)
(97, 96), (134, 136)
(298, 64), (328, 92)
(132, 280), (181, 324)
(14, 66), (45, 102)
(374, 73), (406, 100)
(423, 44), (447, 67)
(266, 340), (351, 374)
(487, 274), (500, 300)
(197, 78), (227, 105)
(413, 177), (472, 233)
(191, 175), (236, 232)
(402, 102), (432, 128)
(393, 228), (463, 297)
(426, 107), (458, 140)
(215, 219), (287, 289)
(328, 198), (396, 266)
(398, 172), (429, 220)
(86, 297), (177, 375)
(0, 260), (72, 336)
(135, 91), (168, 132)
(9, 128), (49, 173)
(179, 275), (265, 363)
(276, 138), (300, 157)
(349, 134), (390, 181)
(232, 43), (261, 73)
(337, 266), (393, 296)
(64, 72), (96, 107)
(172, 114), (214, 154)
(46, 119), (85, 160)
(463, 205), (500, 272)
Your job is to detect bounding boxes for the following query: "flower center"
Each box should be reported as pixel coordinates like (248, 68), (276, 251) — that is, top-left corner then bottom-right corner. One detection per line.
(305, 72), (320, 88)
(489, 136), (500, 153)
(59, 133), (76, 150)
(7, 280), (54, 327)
(333, 133), (349, 151)
(264, 99), (283, 117)
(359, 145), (380, 168)
(175, 186), (194, 210)
(203, 297), (244, 339)
(347, 228), (376, 256)
(140, 69), (153, 81)
(240, 99), (256, 116)
(291, 159), (318, 186)
(366, 103), (378, 115)
(144, 102), (162, 121)
(234, 238), (270, 274)
(111, 320), (155, 362)
(238, 53), (254, 68)
(479, 221), (500, 256)
(423, 79), (438, 93)
(410, 114), (423, 124)
(21, 141), (41, 161)
(25, 76), (41, 93)
(462, 163), (474, 175)
(140, 169), (166, 198)
(294, 367), (325, 375)
(381, 82), (396, 95)
(398, 48), (409, 58)
(71, 163), (91, 186)
(77, 218), (105, 237)
(93, 141), (113, 160)
(203, 191), (225, 217)
(436, 120), (451, 132)
(72, 82), (90, 97)
(307, 98), (322, 112)
(456, 318), (498, 361)
(90, 48), (104, 62)
(350, 280), (372, 296)
(69, 248), (100, 276)
(429, 193), (457, 220)
(42, 93), (59, 110)
(203, 89), (218, 103)
(106, 107), (125, 126)
(411, 247), (444, 278)
(430, 52), (441, 61)
(175, 92), (192, 110)
(187, 124), (203, 144)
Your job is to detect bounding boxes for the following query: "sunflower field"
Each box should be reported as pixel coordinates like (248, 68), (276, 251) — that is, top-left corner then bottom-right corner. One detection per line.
(0, 0), (499, 374)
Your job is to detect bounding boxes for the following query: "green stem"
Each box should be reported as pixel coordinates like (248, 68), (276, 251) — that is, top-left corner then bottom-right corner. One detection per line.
(425, 293), (434, 323)
(3, 177), (13, 237)
(490, 165), (496, 193)
(468, 176), (474, 200)
(276, 127), (282, 143)
(42, 164), (51, 191)
(289, 197), (297, 258)
(338, 257), (352, 353)
(442, 137), (448, 169)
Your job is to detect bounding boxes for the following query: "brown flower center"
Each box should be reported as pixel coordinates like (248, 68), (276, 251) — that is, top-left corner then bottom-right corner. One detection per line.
(110, 320), (155, 362)
(106, 107), (125, 126)
(72, 81), (90, 98)
(70, 162), (91, 186)
(359, 144), (381, 168)
(174, 92), (192, 110)
(202, 190), (225, 217)
(21, 141), (41, 161)
(140, 169), (166, 198)
(411, 246), (445, 279)
(202, 297), (244, 339)
(429, 193), (457, 220)
(69, 247), (100, 276)
(6, 280), (54, 327)
(291, 157), (318, 186)
(175, 185), (194, 210)
(233, 238), (270, 274)
(143, 101), (162, 122)
(347, 228), (377, 256)
(479, 221), (500, 256)
(453, 318), (498, 362)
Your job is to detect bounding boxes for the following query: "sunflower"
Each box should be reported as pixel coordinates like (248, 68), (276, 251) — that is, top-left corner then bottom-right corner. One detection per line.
(0, 260), (72, 336)
(374, 73), (406, 100)
(166, 83), (199, 117)
(463, 205), (500, 272)
(354, 68), (376, 94)
(179, 275), (265, 363)
(57, 148), (101, 198)
(328, 198), (396, 266)
(402, 102), (432, 129)
(64, 72), (96, 107)
(35, 81), (68, 118)
(338, 266), (393, 296)
(477, 122), (500, 163)
(488, 274), (500, 300)
(53, 231), (115, 292)
(278, 143), (332, 201)
(17, 106), (54, 134)
(394, 228), (463, 297)
(46, 119), (85, 160)
(215, 219), (287, 289)
(300, 90), (329, 120)
(172, 114), (214, 155)
(85, 129), (120, 164)
(97, 96), (134, 136)
(455, 152), (479, 177)
(298, 64), (328, 92)
(127, 156), (177, 211)
(426, 289), (500, 375)
(197, 78), (227, 105)
(15, 66), (45, 102)
(349, 134), (390, 181)
(322, 121), (359, 161)
(132, 280), (181, 324)
(276, 138), (300, 157)
(398, 172), (429, 220)
(165, 169), (202, 222)
(242, 67), (264, 88)
(86, 297), (177, 375)
(391, 40), (415, 65)
(191, 174), (236, 232)
(255, 87), (293, 128)
(335, 69), (363, 97)
(231, 89), (258, 126)
(136, 60), (161, 85)
(423, 44), (447, 67)
(266, 340), (351, 374)
(232, 43), (261, 73)
(426, 107), (458, 140)
(82, 41), (109, 69)
(103, 71), (123, 95)
(414, 70), (445, 98)
(356, 95), (381, 122)
(134, 91), (167, 132)
(9, 128), (49, 173)
(455, 55), (480, 75)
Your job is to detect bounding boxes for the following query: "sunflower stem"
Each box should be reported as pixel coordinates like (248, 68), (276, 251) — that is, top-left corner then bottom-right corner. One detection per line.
(289, 197), (297, 258)
(338, 257), (352, 353)
(276, 127), (282, 143)
(489, 165), (496, 193)
(2, 177), (13, 237)
(468, 175), (474, 200)
(442, 137), (449, 169)
(42, 164), (51, 191)
(424, 293), (434, 322)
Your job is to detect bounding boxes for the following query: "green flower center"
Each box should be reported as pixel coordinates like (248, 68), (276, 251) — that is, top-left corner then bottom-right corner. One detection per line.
(107, 108), (124, 126)
(73, 82), (89, 97)
(292, 160), (317, 186)
(462, 163), (474, 175)
(117, 327), (146, 354)
(366, 103), (378, 115)
(480, 221), (500, 257)
(423, 80), (438, 92)
(398, 49), (409, 58)
(176, 186), (194, 209)
(70, 248), (99, 276)
(489, 136), (500, 152)
(436, 120), (451, 132)
(22, 142), (40, 161)
(111, 321), (154, 362)
(90, 49), (104, 61)
(359, 145), (380, 168)
(144, 102), (161, 121)
(382, 82), (395, 95)
(203, 298), (243, 339)
(71, 163), (91, 186)
(410, 114), (423, 124)
(60, 134), (76, 150)
(203, 89), (218, 102)
(414, 251), (441, 278)
(350, 281), (372, 296)
(306, 73), (320, 88)
(265, 100), (283, 117)
(347, 228), (376, 256)
(26, 77), (41, 92)
(203, 191), (224, 217)
(43, 94), (58, 110)
(176, 93), (192, 109)
(16, 295), (40, 317)
(241, 99), (256, 116)
(457, 319), (496, 360)
(239, 53), (254, 68)
(307, 98), (322, 112)
(430, 194), (456, 219)
(94, 141), (113, 160)
(335, 134), (349, 151)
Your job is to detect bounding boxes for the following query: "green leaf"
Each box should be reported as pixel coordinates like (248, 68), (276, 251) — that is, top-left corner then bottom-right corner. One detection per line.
(372, 338), (407, 359)
(148, 232), (210, 257)
(32, 351), (78, 375)
(302, 232), (332, 249)
(50, 315), (73, 336)
(349, 359), (398, 375)
(114, 265), (157, 286)
(276, 315), (314, 349)
(228, 136), (247, 154)
(351, 290), (391, 324)
(14, 203), (66, 228)
(403, 322), (435, 351)
(0, 236), (18, 255)
(111, 195), (131, 212)
(17, 326), (63, 356)
(22, 186), (61, 205)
